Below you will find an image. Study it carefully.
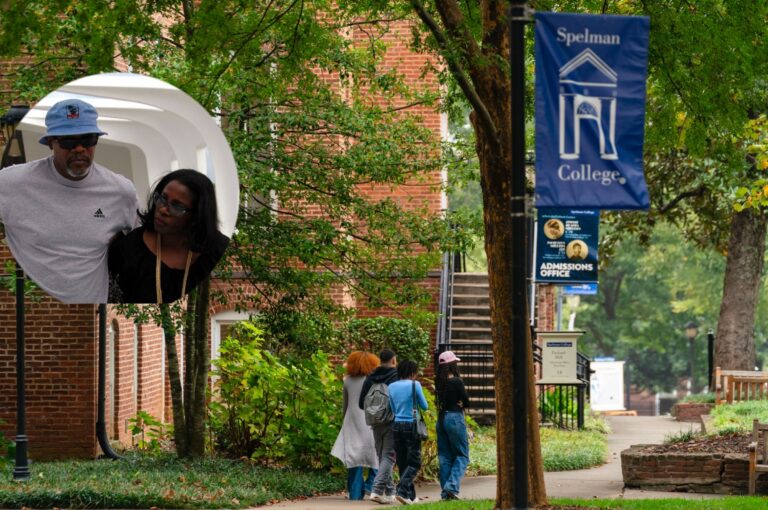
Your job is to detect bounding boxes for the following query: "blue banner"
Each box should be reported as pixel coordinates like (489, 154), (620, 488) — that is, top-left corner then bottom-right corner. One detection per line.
(534, 12), (650, 210)
(562, 283), (598, 295)
(535, 208), (598, 283)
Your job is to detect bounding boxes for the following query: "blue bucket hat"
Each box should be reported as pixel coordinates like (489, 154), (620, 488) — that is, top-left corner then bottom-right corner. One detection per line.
(38, 98), (108, 145)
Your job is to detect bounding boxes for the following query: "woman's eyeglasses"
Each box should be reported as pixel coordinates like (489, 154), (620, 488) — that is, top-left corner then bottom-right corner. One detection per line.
(55, 134), (99, 150)
(153, 192), (191, 217)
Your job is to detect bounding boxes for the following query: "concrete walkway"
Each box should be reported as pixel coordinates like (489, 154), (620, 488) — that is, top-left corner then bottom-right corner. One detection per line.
(265, 416), (721, 509)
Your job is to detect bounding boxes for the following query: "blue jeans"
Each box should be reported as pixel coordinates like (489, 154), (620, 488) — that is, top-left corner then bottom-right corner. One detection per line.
(393, 421), (422, 501)
(347, 466), (377, 500)
(437, 411), (470, 498)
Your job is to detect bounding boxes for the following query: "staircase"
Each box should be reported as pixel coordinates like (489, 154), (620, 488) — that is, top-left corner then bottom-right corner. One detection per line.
(444, 272), (496, 421)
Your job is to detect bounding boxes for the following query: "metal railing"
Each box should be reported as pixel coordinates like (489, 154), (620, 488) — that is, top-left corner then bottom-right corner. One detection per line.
(533, 342), (591, 429)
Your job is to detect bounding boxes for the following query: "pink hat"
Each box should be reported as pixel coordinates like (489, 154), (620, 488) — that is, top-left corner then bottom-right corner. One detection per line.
(438, 351), (460, 364)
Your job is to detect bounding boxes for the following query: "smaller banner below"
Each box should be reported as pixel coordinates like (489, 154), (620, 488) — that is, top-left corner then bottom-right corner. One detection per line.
(562, 283), (598, 295)
(535, 208), (598, 283)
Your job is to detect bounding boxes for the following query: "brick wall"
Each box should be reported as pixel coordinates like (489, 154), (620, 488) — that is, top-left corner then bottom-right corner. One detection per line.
(622, 445), (760, 495)
(0, 247), (98, 460)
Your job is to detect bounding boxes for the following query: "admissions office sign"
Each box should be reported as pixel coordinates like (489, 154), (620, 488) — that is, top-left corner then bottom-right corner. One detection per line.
(534, 12), (650, 210)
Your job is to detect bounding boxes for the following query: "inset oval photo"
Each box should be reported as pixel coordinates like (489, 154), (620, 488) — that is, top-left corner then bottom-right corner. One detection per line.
(543, 218), (564, 240)
(566, 240), (588, 260)
(0, 72), (239, 304)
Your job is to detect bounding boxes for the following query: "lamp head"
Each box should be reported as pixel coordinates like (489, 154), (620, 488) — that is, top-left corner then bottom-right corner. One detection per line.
(685, 321), (699, 340)
(0, 105), (30, 127)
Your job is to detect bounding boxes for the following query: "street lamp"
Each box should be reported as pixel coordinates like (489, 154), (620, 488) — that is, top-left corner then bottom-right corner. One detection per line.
(2, 104), (30, 482)
(685, 321), (699, 394)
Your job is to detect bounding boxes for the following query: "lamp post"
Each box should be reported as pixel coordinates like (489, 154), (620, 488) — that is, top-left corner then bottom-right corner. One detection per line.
(1, 104), (30, 482)
(685, 321), (699, 395)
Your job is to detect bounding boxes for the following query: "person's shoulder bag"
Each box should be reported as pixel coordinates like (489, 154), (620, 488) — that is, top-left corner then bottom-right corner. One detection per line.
(411, 381), (429, 440)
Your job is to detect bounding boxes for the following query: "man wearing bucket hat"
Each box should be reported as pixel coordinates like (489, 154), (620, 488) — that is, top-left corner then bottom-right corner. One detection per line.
(0, 98), (139, 303)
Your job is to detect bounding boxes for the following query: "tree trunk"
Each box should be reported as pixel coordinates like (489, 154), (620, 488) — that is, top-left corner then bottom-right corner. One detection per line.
(161, 304), (189, 457)
(715, 208), (767, 374)
(188, 277), (211, 457)
(413, 0), (546, 504)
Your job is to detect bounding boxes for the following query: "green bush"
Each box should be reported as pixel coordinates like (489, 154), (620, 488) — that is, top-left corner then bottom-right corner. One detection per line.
(128, 411), (171, 454)
(710, 400), (768, 433)
(209, 321), (342, 469)
(345, 317), (430, 367)
(680, 392), (715, 404)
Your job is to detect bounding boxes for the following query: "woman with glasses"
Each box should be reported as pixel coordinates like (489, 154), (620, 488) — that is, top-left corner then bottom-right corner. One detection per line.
(108, 169), (229, 303)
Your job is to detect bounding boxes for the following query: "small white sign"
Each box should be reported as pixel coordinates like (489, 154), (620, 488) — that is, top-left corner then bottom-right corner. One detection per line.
(537, 331), (583, 384)
(590, 360), (625, 411)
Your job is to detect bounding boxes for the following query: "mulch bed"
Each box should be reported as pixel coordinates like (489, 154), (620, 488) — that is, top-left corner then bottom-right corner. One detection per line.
(638, 432), (751, 455)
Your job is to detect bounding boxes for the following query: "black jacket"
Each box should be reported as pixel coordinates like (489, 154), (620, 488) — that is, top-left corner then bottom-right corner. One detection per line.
(358, 366), (398, 409)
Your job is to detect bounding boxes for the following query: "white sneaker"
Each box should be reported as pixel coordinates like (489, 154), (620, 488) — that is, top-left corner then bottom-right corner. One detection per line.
(384, 495), (396, 504)
(395, 495), (414, 505)
(370, 493), (388, 504)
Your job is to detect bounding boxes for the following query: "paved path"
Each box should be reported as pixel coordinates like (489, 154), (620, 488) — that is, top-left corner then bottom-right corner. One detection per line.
(264, 416), (721, 509)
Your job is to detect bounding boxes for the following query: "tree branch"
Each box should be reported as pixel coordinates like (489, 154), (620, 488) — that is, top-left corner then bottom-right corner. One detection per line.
(410, 0), (499, 146)
(658, 185), (706, 214)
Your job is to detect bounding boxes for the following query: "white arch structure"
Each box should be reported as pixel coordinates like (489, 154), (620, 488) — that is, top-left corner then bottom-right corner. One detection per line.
(17, 72), (239, 236)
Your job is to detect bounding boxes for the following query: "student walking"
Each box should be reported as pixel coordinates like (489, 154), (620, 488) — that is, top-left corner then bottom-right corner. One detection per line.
(388, 360), (428, 505)
(359, 349), (398, 504)
(435, 351), (470, 500)
(331, 351), (380, 500)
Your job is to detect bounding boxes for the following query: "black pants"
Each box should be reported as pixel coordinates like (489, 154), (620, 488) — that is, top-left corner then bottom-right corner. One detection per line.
(392, 421), (422, 500)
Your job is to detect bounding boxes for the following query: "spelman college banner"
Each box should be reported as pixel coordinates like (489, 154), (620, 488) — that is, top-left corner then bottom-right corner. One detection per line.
(534, 12), (650, 210)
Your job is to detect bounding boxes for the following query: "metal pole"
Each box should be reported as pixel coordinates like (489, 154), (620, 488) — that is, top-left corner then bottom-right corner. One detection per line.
(688, 337), (695, 394)
(96, 304), (122, 459)
(707, 329), (714, 391)
(510, 1), (529, 508)
(13, 264), (29, 481)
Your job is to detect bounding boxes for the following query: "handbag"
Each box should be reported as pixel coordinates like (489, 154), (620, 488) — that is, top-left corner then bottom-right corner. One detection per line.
(412, 381), (429, 440)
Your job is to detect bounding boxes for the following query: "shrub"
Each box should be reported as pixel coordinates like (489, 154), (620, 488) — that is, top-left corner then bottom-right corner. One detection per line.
(345, 317), (430, 367)
(209, 321), (342, 469)
(128, 411), (171, 454)
(680, 392), (715, 404)
(664, 428), (700, 444)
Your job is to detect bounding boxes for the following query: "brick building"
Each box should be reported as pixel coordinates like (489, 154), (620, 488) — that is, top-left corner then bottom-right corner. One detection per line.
(0, 20), (556, 460)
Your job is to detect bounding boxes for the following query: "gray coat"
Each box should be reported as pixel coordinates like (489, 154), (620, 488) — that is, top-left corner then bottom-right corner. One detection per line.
(331, 375), (378, 468)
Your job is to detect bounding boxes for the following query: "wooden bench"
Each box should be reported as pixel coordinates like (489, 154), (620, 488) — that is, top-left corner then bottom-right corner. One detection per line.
(714, 367), (768, 405)
(748, 419), (768, 494)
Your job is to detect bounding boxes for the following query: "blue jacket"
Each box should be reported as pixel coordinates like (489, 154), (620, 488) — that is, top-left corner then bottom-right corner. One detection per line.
(388, 380), (428, 422)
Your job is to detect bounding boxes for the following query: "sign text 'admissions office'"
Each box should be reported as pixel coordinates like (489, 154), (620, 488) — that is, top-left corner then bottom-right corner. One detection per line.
(535, 208), (598, 284)
(535, 12), (650, 210)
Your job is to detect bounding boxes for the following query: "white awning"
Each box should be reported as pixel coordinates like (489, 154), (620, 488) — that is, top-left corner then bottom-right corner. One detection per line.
(18, 72), (240, 236)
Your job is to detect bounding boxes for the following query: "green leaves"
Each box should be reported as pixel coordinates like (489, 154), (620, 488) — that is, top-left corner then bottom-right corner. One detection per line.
(210, 321), (343, 468)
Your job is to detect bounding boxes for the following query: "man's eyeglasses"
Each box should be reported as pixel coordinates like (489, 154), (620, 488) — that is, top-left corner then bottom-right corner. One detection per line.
(55, 134), (99, 150)
(153, 192), (192, 217)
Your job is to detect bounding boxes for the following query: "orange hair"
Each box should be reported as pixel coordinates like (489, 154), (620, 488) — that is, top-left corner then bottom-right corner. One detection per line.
(346, 351), (380, 377)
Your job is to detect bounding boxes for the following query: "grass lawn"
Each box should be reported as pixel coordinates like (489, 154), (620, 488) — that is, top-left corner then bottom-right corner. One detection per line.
(414, 498), (768, 509)
(0, 453), (343, 508)
(468, 424), (608, 475)
(0, 418), (614, 508)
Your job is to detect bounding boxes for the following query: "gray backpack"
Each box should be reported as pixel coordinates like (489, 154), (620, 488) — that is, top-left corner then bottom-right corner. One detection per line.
(364, 382), (394, 426)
